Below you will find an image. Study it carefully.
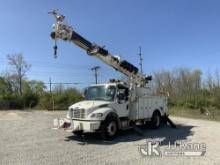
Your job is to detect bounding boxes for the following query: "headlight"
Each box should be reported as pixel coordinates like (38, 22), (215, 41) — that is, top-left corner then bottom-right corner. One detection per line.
(90, 113), (103, 118)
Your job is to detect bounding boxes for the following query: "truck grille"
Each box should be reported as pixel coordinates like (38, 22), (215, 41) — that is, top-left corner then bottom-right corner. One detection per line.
(72, 108), (85, 118)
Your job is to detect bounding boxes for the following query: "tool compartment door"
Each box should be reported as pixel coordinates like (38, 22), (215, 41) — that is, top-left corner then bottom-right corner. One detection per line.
(136, 97), (152, 119)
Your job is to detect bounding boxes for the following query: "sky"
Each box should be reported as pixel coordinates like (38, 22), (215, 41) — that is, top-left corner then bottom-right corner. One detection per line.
(0, 0), (220, 89)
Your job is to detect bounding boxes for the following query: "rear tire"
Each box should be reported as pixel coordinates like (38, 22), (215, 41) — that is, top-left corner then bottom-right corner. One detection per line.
(100, 115), (118, 140)
(150, 111), (161, 129)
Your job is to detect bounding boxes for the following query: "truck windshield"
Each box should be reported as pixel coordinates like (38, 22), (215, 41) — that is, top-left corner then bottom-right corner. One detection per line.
(85, 85), (116, 101)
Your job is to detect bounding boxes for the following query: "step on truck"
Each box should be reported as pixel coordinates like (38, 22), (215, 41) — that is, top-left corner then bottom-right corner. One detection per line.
(50, 10), (174, 140)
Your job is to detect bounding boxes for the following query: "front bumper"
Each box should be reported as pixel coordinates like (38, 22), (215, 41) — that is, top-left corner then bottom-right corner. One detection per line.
(53, 118), (101, 133)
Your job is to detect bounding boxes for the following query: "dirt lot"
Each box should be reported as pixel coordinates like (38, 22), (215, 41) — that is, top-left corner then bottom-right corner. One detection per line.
(0, 110), (220, 165)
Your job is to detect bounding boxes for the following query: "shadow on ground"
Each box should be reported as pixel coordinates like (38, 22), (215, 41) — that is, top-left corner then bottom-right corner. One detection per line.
(64, 123), (195, 146)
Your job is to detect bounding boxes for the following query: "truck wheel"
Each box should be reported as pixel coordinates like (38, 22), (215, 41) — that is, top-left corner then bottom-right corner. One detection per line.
(100, 115), (118, 140)
(150, 111), (161, 129)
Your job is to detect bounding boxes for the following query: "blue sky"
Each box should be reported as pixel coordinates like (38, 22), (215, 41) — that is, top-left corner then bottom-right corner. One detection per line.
(0, 0), (220, 89)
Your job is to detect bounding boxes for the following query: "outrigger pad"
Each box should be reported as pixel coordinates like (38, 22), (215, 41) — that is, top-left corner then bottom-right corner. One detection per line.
(164, 116), (176, 128)
(53, 118), (65, 129)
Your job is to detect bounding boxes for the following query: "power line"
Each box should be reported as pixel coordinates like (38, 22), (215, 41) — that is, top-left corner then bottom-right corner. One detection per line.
(28, 82), (90, 85)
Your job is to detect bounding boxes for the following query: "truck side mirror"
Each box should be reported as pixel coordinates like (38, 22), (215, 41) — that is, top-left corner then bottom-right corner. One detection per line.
(83, 88), (88, 98)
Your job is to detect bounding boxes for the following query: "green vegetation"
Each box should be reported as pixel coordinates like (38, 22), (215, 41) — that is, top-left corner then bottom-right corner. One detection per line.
(39, 87), (83, 110)
(154, 68), (220, 120)
(154, 68), (220, 109)
(0, 78), (83, 110)
(0, 54), (83, 110)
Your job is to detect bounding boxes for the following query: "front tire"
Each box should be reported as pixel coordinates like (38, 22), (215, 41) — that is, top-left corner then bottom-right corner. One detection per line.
(100, 115), (118, 140)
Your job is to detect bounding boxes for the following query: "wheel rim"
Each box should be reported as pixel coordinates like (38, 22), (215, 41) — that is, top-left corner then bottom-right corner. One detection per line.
(107, 121), (117, 136)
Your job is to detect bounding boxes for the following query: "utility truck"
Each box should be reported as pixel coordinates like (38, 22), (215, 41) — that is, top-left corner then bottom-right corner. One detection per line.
(50, 10), (175, 140)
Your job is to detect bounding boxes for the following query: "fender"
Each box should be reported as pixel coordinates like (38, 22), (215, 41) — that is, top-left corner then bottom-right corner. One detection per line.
(98, 110), (121, 130)
(87, 107), (117, 121)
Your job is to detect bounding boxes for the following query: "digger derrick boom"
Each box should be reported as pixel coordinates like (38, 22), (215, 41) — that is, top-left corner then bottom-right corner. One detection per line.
(49, 10), (151, 86)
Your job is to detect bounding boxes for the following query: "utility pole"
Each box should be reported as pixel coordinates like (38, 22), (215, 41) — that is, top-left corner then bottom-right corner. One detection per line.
(49, 77), (52, 94)
(91, 66), (100, 84)
(138, 46), (143, 74)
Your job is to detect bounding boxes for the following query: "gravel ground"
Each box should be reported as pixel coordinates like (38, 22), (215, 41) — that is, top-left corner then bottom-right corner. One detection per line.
(0, 110), (220, 165)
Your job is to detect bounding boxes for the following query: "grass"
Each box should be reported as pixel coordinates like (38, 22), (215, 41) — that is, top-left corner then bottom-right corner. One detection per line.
(169, 106), (220, 122)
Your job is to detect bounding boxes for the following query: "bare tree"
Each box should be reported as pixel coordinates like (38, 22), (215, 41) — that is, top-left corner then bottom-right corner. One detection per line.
(206, 70), (213, 90)
(215, 69), (220, 87)
(153, 68), (202, 101)
(7, 53), (31, 95)
(192, 69), (202, 94)
(153, 70), (174, 96)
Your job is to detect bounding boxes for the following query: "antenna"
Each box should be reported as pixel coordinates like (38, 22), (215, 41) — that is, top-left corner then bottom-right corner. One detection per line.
(138, 46), (143, 74)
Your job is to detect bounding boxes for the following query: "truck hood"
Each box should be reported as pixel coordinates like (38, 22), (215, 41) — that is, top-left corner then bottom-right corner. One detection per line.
(69, 100), (111, 111)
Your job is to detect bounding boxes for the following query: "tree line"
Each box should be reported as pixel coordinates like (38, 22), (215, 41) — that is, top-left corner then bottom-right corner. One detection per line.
(0, 53), (82, 110)
(153, 68), (220, 109)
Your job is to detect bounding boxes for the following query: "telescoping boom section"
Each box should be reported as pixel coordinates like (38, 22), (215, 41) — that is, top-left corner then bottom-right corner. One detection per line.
(49, 10), (152, 87)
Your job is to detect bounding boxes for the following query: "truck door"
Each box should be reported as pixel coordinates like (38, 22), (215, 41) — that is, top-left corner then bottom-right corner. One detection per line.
(112, 85), (129, 117)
